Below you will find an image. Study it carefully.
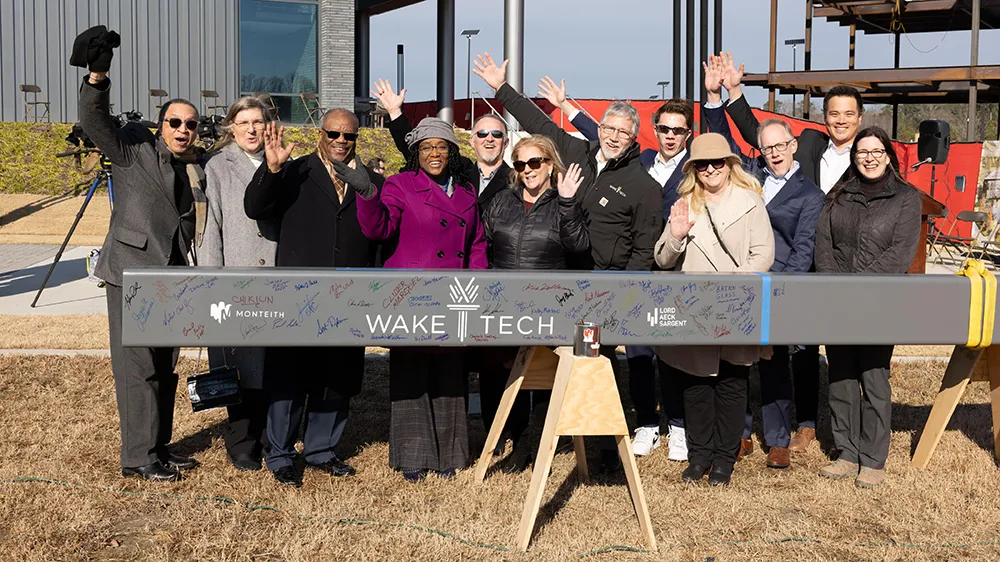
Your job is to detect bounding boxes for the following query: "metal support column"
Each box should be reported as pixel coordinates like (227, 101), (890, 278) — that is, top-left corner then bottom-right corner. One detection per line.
(804, 2), (812, 120)
(699, 0), (709, 132)
(892, 30), (901, 138)
(436, 0), (455, 124)
(713, 0), (722, 60)
(503, 0), (524, 130)
(968, 0), (981, 141)
(686, 0), (695, 104)
(673, 0), (682, 99)
(768, 0), (777, 111)
(849, 19), (856, 70)
(354, 10), (370, 126)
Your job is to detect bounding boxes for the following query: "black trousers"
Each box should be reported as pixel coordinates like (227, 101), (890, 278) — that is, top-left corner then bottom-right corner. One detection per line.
(224, 388), (270, 458)
(677, 361), (749, 473)
(745, 345), (794, 447)
(827, 345), (893, 469)
(106, 283), (179, 468)
(627, 351), (686, 428)
(478, 347), (530, 446)
(791, 344), (821, 429)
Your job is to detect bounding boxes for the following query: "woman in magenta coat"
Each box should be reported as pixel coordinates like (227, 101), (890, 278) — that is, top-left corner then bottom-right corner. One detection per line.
(356, 117), (487, 482)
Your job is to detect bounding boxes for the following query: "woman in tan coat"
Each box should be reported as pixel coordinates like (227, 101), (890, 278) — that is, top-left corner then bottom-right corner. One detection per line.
(652, 133), (774, 486)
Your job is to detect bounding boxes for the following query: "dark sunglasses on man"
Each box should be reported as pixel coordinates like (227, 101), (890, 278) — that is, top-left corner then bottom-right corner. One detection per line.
(655, 125), (690, 136)
(692, 159), (728, 172)
(475, 129), (504, 139)
(165, 118), (199, 131)
(323, 129), (359, 141)
(513, 157), (550, 172)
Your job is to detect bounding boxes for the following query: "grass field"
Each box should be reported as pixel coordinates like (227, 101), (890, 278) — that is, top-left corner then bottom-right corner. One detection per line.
(1, 353), (999, 561)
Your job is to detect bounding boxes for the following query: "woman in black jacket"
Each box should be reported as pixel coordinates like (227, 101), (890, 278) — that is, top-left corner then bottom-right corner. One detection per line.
(479, 134), (589, 471)
(814, 126), (921, 489)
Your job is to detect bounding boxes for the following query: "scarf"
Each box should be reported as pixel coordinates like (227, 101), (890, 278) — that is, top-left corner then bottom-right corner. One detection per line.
(157, 138), (207, 252)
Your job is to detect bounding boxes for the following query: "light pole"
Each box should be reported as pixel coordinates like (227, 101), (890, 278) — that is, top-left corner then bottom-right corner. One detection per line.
(657, 80), (670, 100)
(785, 38), (805, 117)
(461, 29), (480, 100)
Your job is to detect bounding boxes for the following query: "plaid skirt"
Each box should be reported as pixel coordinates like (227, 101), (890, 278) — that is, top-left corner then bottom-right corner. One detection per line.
(388, 348), (469, 472)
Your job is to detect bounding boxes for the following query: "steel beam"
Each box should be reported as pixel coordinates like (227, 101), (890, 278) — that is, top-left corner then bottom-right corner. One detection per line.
(768, 0), (777, 111)
(436, 0), (455, 124)
(804, 1), (813, 120)
(673, 0), (682, 99)
(122, 269), (987, 348)
(969, 0), (981, 141)
(503, 0), (524, 130)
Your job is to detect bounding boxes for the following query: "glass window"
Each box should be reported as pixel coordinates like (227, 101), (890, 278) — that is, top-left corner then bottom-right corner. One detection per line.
(240, 0), (318, 123)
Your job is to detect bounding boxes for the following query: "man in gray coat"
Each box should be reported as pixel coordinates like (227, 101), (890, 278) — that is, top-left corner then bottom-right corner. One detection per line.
(73, 26), (204, 482)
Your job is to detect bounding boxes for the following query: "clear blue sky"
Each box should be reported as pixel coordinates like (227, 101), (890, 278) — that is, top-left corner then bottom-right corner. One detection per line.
(368, 0), (998, 108)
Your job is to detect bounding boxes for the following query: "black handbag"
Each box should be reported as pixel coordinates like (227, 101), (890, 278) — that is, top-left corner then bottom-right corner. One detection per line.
(187, 348), (241, 412)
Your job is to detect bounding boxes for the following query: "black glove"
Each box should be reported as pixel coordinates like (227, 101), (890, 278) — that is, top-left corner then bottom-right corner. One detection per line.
(332, 160), (376, 199)
(70, 25), (120, 73)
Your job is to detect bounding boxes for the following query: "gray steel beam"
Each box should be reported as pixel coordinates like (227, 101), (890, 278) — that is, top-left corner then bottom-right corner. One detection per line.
(121, 269), (987, 348)
(969, 0), (981, 141)
(436, 0), (455, 124)
(503, 0), (524, 130)
(355, 9), (371, 125)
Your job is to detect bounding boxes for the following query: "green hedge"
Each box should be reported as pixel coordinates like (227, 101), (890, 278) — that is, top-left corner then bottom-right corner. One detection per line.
(1, 122), (474, 195)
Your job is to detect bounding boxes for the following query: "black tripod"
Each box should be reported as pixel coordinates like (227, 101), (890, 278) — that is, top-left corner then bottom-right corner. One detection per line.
(30, 149), (115, 308)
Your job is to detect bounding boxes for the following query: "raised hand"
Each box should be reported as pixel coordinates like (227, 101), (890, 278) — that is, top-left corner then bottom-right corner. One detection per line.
(472, 52), (509, 91)
(538, 76), (567, 107)
(263, 122), (295, 173)
(721, 51), (746, 93)
(556, 162), (585, 198)
(703, 54), (725, 102)
(668, 199), (696, 240)
(370, 78), (406, 119)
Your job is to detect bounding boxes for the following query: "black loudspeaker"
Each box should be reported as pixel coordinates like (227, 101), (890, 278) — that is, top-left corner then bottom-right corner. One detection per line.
(918, 120), (950, 164)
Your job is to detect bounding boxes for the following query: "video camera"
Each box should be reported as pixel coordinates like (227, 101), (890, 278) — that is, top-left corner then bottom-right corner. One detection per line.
(197, 114), (225, 145)
(64, 110), (156, 149)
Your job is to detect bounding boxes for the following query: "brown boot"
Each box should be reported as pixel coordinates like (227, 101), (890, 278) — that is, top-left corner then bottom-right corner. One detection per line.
(855, 466), (885, 489)
(736, 438), (753, 462)
(788, 427), (816, 453)
(819, 459), (859, 480)
(766, 446), (790, 469)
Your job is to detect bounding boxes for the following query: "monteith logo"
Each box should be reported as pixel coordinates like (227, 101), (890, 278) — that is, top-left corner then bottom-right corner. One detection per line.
(210, 301), (232, 324)
(447, 277), (480, 342)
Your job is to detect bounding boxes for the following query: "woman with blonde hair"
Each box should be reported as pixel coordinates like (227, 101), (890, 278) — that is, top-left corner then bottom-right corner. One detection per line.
(479, 134), (589, 471)
(652, 132), (774, 486)
(201, 95), (277, 472)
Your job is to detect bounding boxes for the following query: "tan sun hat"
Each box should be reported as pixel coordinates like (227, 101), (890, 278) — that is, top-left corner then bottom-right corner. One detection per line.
(682, 132), (741, 174)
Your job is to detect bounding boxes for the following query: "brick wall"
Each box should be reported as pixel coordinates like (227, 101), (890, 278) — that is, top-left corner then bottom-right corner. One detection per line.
(319, 0), (355, 112)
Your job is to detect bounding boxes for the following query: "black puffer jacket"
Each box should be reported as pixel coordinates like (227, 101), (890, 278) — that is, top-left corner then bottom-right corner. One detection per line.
(814, 173), (922, 274)
(483, 186), (590, 270)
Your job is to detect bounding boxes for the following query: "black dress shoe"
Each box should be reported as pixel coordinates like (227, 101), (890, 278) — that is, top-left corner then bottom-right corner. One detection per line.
(272, 466), (302, 487)
(681, 463), (711, 483)
(160, 452), (199, 471)
(708, 466), (732, 486)
(307, 456), (356, 477)
(122, 461), (181, 482)
(599, 449), (622, 473)
(228, 452), (262, 472)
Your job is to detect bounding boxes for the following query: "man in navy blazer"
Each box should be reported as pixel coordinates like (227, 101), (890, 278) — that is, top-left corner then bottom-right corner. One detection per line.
(702, 59), (824, 468)
(543, 77), (693, 460)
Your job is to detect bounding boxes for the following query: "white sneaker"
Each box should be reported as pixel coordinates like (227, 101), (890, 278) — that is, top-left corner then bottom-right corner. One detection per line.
(631, 426), (661, 456)
(666, 426), (688, 461)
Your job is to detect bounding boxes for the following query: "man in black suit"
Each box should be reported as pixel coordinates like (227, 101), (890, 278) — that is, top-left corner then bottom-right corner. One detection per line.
(244, 110), (382, 487)
(720, 52), (864, 453)
(370, 79), (511, 213)
(74, 26), (203, 482)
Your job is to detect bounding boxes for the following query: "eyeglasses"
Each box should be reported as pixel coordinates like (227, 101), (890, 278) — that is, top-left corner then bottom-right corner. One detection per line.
(856, 149), (886, 160)
(233, 120), (266, 131)
(761, 140), (794, 155)
(599, 124), (634, 140)
(475, 129), (504, 139)
(323, 129), (359, 141)
(655, 125), (690, 136)
(692, 159), (728, 172)
(513, 157), (551, 172)
(165, 118), (199, 131)
(418, 143), (450, 155)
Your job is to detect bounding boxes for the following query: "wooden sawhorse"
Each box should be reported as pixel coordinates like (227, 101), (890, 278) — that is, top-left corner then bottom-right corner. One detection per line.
(473, 346), (657, 552)
(912, 345), (1000, 467)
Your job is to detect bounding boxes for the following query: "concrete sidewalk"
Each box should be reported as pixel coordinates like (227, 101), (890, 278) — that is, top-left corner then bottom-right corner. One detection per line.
(0, 244), (106, 315)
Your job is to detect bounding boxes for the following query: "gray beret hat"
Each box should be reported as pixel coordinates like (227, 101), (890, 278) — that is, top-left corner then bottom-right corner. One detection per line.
(404, 117), (459, 151)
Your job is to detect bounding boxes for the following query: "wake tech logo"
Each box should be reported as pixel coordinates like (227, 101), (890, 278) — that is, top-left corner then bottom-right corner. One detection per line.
(210, 301), (232, 324)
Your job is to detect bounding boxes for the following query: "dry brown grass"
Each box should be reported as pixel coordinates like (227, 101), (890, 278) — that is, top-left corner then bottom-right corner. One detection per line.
(0, 193), (111, 246)
(0, 315), (110, 349)
(2, 353), (999, 560)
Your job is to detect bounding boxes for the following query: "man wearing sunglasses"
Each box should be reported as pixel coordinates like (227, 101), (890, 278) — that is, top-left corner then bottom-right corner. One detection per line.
(244, 108), (383, 487)
(702, 53), (825, 469)
(370, 79), (511, 214)
(72, 26), (206, 482)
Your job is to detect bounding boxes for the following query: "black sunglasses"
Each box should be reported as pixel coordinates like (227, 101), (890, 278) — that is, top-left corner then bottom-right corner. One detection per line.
(165, 118), (199, 131)
(655, 125), (690, 136)
(513, 157), (550, 172)
(692, 159), (728, 172)
(323, 129), (359, 141)
(475, 129), (504, 139)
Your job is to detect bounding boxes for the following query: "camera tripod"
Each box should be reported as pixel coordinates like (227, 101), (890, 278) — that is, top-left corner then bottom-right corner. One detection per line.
(30, 149), (114, 308)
